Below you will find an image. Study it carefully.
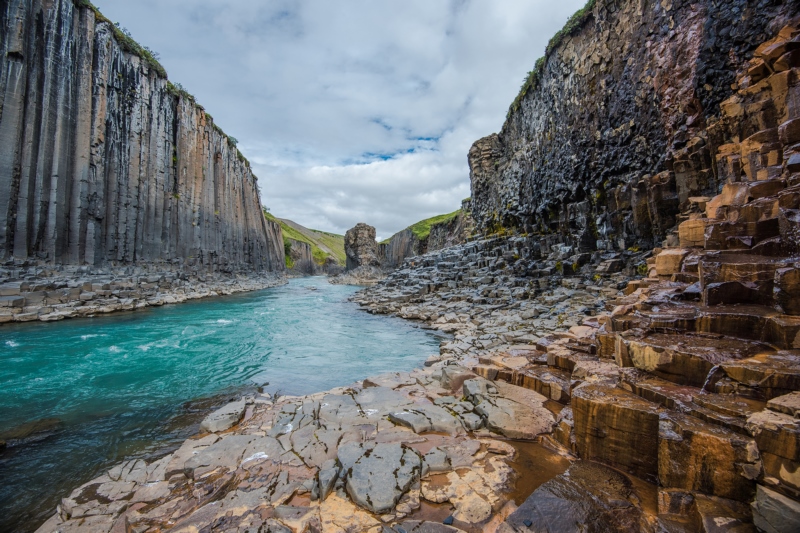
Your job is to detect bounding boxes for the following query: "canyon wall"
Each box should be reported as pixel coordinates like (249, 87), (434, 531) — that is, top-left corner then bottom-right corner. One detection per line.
(470, 0), (800, 252)
(380, 204), (474, 269)
(0, 0), (284, 273)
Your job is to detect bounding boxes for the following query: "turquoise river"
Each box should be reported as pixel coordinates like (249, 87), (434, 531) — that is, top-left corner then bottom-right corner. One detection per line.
(0, 277), (444, 532)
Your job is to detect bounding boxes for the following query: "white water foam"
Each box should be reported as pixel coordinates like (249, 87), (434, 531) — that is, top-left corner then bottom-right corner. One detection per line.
(5, 340), (19, 348)
(217, 319), (233, 325)
(109, 346), (122, 353)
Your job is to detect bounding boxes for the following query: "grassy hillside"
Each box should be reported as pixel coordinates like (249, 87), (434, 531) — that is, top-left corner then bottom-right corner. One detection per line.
(409, 210), (461, 240)
(381, 210), (462, 244)
(264, 211), (345, 267)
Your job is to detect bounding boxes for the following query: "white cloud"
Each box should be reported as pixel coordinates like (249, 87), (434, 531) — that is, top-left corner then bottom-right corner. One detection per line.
(94, 0), (586, 239)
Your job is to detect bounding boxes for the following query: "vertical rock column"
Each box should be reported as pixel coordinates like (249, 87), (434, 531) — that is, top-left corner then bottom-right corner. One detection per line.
(0, 0), (284, 273)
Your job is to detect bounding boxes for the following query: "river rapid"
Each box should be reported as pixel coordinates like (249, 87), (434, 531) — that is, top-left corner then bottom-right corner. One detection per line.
(0, 277), (443, 532)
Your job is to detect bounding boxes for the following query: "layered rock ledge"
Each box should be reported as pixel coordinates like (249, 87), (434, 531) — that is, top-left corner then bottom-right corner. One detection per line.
(0, 263), (285, 324)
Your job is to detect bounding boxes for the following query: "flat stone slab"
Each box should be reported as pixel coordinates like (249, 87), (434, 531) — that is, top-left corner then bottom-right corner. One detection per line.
(339, 441), (422, 514)
(183, 434), (263, 479)
(464, 378), (554, 439)
(767, 392), (800, 418)
(199, 399), (246, 433)
(389, 404), (465, 435)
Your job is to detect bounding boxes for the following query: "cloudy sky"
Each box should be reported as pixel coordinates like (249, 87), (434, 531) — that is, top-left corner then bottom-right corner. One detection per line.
(96, 0), (585, 239)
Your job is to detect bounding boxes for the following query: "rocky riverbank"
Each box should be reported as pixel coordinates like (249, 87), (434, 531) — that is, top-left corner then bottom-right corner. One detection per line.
(0, 264), (286, 324)
(34, 236), (629, 533)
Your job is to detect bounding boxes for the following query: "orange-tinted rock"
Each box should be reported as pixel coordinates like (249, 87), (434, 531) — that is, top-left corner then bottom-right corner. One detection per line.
(517, 366), (571, 404)
(720, 352), (800, 400)
(659, 412), (761, 502)
(679, 219), (708, 248)
(617, 332), (771, 388)
(655, 249), (690, 277)
(746, 410), (800, 496)
(572, 383), (661, 481)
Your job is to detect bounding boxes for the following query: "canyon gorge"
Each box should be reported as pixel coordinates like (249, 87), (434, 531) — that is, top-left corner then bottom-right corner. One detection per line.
(3, 0), (800, 532)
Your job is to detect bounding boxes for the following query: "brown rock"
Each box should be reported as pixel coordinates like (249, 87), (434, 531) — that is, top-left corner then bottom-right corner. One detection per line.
(344, 223), (381, 271)
(572, 383), (661, 481)
(746, 409), (800, 495)
(679, 219), (708, 248)
(655, 249), (689, 277)
(774, 267), (800, 315)
(659, 412), (760, 502)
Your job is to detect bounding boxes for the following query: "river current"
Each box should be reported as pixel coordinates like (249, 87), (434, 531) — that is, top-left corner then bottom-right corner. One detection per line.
(0, 277), (443, 532)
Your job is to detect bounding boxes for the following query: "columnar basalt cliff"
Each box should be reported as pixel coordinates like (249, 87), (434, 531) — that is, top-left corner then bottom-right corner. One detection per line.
(0, 0), (284, 273)
(380, 202), (475, 269)
(470, 0), (800, 253)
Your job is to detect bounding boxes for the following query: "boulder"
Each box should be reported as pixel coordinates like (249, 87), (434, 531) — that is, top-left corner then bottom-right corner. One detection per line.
(344, 223), (382, 271)
(503, 461), (651, 533)
(199, 399), (246, 433)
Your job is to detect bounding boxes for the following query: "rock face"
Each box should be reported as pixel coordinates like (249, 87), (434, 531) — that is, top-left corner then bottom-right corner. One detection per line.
(0, 0), (283, 273)
(344, 223), (381, 271)
(470, 0), (800, 253)
(380, 202), (475, 269)
(330, 222), (384, 284)
(348, 19), (800, 530)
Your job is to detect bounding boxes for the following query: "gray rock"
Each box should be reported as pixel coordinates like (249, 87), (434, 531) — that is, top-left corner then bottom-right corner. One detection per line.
(318, 459), (341, 502)
(0, 3), (284, 273)
(460, 413), (484, 431)
(422, 447), (451, 474)
(200, 399), (246, 433)
(752, 485), (800, 533)
(183, 434), (262, 479)
(342, 442), (422, 514)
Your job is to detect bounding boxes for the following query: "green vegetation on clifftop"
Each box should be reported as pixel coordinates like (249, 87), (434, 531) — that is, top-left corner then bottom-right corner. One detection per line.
(508, 0), (596, 117)
(72, 0), (251, 168)
(381, 210), (462, 244)
(409, 210), (461, 241)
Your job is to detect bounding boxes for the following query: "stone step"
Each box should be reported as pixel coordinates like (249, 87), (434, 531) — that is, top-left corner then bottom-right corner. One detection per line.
(619, 368), (763, 435)
(617, 301), (800, 350)
(716, 351), (800, 401)
(615, 331), (774, 388)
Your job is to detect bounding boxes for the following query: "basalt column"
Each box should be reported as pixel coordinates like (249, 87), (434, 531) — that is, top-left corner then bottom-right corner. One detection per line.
(0, 0), (284, 273)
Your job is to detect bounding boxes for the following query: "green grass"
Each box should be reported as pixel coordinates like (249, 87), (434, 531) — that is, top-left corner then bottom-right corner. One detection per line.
(310, 231), (346, 264)
(409, 210), (461, 241)
(264, 212), (345, 266)
(508, 0), (596, 118)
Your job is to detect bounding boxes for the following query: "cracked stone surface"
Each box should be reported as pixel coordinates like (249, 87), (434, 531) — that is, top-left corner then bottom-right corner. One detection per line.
(343, 442), (422, 514)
